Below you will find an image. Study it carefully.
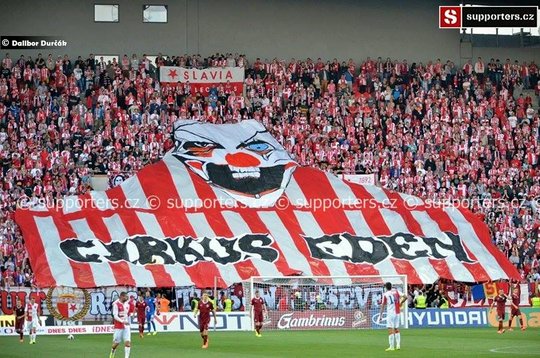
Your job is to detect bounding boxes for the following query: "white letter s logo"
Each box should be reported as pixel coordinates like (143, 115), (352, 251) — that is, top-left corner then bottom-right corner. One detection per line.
(444, 9), (458, 25)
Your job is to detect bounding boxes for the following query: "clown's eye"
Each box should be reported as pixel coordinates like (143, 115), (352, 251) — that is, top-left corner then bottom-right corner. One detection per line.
(184, 141), (220, 149)
(182, 141), (223, 156)
(192, 142), (214, 148)
(246, 142), (271, 151)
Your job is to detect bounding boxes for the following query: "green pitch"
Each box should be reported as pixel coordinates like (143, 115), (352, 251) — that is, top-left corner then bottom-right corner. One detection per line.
(1, 328), (539, 357)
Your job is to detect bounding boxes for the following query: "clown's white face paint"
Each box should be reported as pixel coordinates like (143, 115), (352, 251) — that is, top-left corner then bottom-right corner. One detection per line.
(172, 119), (297, 207)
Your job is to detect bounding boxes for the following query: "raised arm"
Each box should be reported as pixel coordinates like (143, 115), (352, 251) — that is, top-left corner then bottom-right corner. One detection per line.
(400, 293), (407, 306)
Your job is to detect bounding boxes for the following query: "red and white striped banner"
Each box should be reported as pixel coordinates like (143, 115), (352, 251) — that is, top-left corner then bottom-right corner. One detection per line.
(15, 120), (520, 288)
(159, 66), (244, 95)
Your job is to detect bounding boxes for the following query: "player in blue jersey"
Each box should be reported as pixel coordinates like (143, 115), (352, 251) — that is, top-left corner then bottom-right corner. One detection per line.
(145, 291), (158, 335)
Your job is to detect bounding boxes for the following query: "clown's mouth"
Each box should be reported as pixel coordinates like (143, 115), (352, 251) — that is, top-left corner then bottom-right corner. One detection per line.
(206, 163), (286, 196)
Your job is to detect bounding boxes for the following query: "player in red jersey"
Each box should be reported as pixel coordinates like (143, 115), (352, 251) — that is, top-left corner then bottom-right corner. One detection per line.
(193, 292), (216, 349)
(135, 294), (147, 338)
(14, 298), (25, 343)
(508, 288), (525, 331)
(489, 289), (507, 334)
(251, 290), (267, 337)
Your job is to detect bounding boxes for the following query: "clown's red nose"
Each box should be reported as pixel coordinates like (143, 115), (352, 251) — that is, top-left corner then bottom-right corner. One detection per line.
(225, 152), (260, 167)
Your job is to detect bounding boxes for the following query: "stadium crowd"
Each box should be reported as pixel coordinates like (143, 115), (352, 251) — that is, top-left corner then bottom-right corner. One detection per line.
(0, 52), (540, 290)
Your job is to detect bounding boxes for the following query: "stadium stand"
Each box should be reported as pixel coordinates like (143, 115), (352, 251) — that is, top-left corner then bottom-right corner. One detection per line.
(0, 52), (539, 290)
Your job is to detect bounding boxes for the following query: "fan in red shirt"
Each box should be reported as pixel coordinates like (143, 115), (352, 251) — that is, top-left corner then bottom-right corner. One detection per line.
(135, 295), (147, 338)
(508, 288), (525, 331)
(193, 292), (216, 349)
(489, 289), (508, 334)
(251, 290), (267, 337)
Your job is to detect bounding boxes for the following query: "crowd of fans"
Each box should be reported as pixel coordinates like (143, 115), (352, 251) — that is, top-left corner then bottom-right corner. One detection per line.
(1, 51), (540, 290)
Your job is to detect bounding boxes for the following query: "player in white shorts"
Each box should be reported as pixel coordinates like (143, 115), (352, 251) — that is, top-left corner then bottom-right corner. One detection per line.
(25, 296), (39, 344)
(110, 292), (133, 358)
(378, 282), (407, 351)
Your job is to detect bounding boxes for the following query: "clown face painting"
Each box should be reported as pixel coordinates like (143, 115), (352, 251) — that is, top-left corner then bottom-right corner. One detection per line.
(172, 120), (297, 207)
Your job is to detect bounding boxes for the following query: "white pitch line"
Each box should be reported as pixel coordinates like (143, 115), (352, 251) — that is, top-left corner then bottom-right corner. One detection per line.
(489, 345), (540, 354)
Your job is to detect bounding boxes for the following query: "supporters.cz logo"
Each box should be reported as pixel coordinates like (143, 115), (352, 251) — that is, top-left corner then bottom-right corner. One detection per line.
(439, 5), (538, 29)
(439, 6), (462, 28)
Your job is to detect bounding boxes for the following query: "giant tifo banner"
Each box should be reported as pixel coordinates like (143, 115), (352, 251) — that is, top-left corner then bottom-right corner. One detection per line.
(15, 120), (520, 288)
(159, 66), (244, 95)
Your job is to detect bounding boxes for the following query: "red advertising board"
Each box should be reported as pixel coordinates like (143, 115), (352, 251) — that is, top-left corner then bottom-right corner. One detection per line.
(263, 310), (370, 330)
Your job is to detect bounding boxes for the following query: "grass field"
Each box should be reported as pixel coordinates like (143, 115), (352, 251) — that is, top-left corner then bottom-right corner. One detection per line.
(1, 328), (539, 357)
